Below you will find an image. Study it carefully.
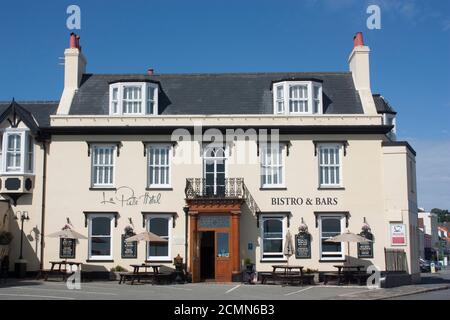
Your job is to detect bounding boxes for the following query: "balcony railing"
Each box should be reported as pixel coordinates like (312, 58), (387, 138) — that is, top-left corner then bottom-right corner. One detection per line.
(185, 177), (260, 215)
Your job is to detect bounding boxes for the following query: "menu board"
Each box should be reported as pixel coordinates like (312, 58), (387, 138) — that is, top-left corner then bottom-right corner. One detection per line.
(121, 234), (137, 259)
(357, 242), (373, 258)
(59, 238), (76, 259)
(295, 233), (311, 259)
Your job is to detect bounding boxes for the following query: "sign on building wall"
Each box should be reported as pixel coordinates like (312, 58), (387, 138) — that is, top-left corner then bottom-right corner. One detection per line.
(295, 233), (311, 259)
(390, 223), (407, 246)
(121, 234), (138, 259)
(357, 229), (374, 258)
(59, 238), (76, 259)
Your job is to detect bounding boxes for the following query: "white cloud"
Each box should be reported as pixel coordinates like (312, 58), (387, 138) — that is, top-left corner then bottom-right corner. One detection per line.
(412, 139), (450, 210)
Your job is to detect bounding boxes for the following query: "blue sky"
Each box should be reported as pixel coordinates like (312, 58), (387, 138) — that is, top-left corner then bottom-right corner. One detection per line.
(0, 0), (449, 210)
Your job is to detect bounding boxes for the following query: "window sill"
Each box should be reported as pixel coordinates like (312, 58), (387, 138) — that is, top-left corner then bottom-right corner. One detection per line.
(318, 187), (345, 190)
(86, 259), (114, 263)
(259, 187), (287, 191)
(145, 259), (172, 263)
(318, 259), (346, 263)
(146, 187), (173, 191)
(90, 187), (116, 191)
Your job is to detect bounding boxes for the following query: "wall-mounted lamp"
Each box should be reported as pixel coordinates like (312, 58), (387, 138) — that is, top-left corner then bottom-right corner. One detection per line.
(14, 211), (30, 260)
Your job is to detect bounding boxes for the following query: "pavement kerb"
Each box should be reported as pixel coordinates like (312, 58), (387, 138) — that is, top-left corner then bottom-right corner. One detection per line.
(371, 284), (450, 300)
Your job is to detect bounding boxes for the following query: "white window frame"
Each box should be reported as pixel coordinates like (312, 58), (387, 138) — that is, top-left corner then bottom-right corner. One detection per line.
(146, 214), (172, 261)
(0, 128), (34, 175)
(260, 214), (287, 261)
(147, 144), (172, 188)
(318, 214), (346, 261)
(87, 214), (114, 260)
(272, 81), (323, 115)
(318, 143), (343, 188)
(91, 144), (116, 188)
(260, 143), (286, 189)
(202, 144), (229, 195)
(109, 82), (159, 116)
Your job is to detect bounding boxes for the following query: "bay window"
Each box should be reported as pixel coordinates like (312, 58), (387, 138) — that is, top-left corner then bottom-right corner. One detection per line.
(261, 215), (286, 260)
(147, 214), (172, 261)
(318, 144), (342, 187)
(319, 214), (345, 260)
(273, 81), (323, 115)
(91, 145), (115, 187)
(260, 144), (285, 188)
(147, 144), (172, 188)
(109, 82), (159, 115)
(0, 130), (34, 174)
(88, 214), (114, 260)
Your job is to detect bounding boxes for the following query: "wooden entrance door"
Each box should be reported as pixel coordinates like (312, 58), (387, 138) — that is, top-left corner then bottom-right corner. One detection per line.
(215, 231), (232, 282)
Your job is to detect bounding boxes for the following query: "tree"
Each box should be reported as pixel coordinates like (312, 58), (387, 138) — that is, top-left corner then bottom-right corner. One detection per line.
(431, 208), (450, 223)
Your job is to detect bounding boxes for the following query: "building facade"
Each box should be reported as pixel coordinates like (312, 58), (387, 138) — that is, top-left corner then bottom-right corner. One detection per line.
(1, 32), (420, 282)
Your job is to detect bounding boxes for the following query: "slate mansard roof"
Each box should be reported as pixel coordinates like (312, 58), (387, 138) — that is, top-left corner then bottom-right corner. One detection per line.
(373, 94), (396, 114)
(69, 72), (364, 115)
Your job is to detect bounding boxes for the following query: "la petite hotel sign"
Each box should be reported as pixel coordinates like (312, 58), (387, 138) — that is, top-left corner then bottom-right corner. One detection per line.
(271, 197), (338, 206)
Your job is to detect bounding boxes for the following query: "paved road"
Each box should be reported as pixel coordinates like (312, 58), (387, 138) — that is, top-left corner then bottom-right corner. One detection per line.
(0, 280), (372, 300)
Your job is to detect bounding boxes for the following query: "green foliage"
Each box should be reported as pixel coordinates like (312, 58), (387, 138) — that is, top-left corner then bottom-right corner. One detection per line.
(0, 231), (13, 245)
(243, 258), (253, 265)
(431, 208), (450, 223)
(305, 268), (318, 274)
(110, 265), (127, 272)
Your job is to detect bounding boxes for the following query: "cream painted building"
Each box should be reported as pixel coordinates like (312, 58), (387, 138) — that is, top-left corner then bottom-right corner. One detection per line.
(0, 32), (420, 283)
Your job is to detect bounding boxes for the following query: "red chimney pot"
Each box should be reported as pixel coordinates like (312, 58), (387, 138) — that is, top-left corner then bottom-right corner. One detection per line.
(70, 33), (77, 49)
(147, 68), (154, 75)
(353, 32), (364, 47)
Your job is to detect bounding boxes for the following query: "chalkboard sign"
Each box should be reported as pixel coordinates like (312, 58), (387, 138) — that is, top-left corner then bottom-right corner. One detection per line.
(59, 238), (76, 259)
(121, 234), (137, 259)
(295, 233), (311, 259)
(357, 242), (373, 258)
(358, 231), (374, 258)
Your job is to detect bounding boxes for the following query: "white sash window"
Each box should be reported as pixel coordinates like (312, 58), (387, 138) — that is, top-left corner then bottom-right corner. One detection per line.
(109, 82), (159, 115)
(260, 144), (285, 188)
(1, 129), (34, 174)
(318, 144), (342, 187)
(147, 144), (171, 188)
(91, 145), (115, 187)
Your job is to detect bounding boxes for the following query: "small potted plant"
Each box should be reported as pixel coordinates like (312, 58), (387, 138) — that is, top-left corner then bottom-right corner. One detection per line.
(110, 265), (127, 281)
(244, 258), (255, 272)
(0, 231), (13, 259)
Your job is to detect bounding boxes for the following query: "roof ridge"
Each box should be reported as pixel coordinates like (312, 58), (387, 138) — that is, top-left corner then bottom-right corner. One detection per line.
(86, 71), (352, 77)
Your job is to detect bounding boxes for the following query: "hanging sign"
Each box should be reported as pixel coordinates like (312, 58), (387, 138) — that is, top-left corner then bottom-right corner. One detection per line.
(59, 238), (76, 259)
(121, 234), (138, 259)
(358, 230), (374, 258)
(295, 233), (311, 259)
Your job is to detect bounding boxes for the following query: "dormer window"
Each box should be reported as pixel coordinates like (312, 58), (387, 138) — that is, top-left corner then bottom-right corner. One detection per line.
(273, 81), (323, 115)
(109, 82), (159, 116)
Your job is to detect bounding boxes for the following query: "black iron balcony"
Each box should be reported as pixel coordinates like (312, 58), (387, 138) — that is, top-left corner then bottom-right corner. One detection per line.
(185, 177), (261, 215)
(185, 178), (244, 198)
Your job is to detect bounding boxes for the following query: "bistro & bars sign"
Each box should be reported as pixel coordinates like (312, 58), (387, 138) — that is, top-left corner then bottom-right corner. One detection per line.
(272, 197), (338, 206)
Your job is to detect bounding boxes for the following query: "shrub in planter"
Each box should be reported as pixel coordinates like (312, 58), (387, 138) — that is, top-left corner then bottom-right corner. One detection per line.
(0, 231), (12, 259)
(110, 265), (128, 281)
(0, 231), (13, 245)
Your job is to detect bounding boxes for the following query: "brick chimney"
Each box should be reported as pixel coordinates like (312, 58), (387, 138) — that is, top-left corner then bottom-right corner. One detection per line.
(57, 33), (87, 114)
(348, 32), (377, 115)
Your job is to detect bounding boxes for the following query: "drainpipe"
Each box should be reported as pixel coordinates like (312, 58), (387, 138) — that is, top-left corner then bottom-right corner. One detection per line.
(183, 206), (189, 275)
(39, 140), (48, 270)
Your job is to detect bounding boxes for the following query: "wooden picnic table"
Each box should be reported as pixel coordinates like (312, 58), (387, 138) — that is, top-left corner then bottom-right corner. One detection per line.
(42, 260), (82, 281)
(333, 265), (365, 285)
(271, 265), (304, 286)
(122, 264), (162, 285)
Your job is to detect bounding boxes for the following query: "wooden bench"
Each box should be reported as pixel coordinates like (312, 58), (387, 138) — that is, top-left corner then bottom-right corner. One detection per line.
(323, 272), (343, 285)
(260, 272), (312, 286)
